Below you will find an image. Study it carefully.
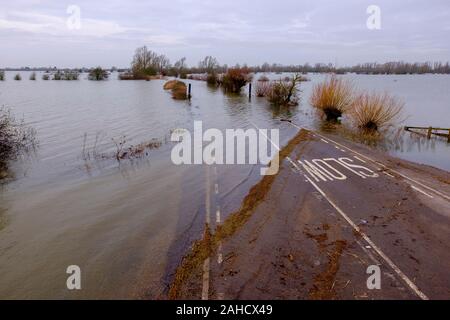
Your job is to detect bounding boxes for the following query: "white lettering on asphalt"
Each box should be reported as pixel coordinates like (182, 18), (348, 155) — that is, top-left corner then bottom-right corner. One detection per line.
(298, 156), (379, 182)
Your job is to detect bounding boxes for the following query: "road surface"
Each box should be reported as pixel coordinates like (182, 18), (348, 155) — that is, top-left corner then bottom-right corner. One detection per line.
(170, 125), (450, 300)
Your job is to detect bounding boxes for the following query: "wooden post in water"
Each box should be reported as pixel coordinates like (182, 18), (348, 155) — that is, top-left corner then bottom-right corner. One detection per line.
(188, 83), (192, 100)
(447, 129), (450, 143)
(427, 127), (432, 139)
(248, 83), (252, 101)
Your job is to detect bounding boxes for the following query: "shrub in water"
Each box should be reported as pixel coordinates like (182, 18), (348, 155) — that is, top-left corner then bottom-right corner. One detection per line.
(0, 71), (5, 81)
(14, 73), (21, 81)
(163, 80), (187, 100)
(266, 74), (303, 106)
(350, 92), (404, 132)
(29, 72), (36, 80)
(222, 67), (252, 93)
(89, 67), (109, 80)
(0, 106), (37, 178)
(255, 81), (272, 97)
(310, 75), (354, 121)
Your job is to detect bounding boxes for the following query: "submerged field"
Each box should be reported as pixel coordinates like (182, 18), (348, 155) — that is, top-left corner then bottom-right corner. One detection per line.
(0, 71), (449, 298)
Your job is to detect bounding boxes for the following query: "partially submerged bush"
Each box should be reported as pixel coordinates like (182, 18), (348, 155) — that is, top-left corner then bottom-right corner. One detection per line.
(53, 71), (79, 81)
(310, 75), (354, 121)
(14, 73), (21, 81)
(0, 71), (4, 81)
(89, 67), (109, 80)
(29, 72), (36, 80)
(163, 80), (180, 90)
(163, 80), (187, 100)
(255, 81), (272, 97)
(222, 67), (252, 93)
(0, 106), (36, 178)
(258, 75), (270, 82)
(42, 74), (50, 80)
(206, 73), (218, 86)
(350, 92), (404, 132)
(266, 74), (302, 106)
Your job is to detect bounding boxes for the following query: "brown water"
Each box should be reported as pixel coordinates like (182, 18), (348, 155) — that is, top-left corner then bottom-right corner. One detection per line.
(0, 72), (449, 298)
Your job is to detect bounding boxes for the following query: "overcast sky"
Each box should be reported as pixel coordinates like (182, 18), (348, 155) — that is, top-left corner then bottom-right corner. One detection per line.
(0, 0), (449, 68)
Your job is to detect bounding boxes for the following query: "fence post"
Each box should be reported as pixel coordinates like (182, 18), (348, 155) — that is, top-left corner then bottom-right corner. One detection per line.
(248, 83), (252, 101)
(447, 129), (450, 143)
(188, 83), (192, 100)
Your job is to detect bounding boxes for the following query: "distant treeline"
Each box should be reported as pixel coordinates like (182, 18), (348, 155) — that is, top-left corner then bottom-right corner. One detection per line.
(3, 58), (450, 75)
(249, 61), (450, 75)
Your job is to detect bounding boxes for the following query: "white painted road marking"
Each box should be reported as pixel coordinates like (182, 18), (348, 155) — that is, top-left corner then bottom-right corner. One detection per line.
(299, 157), (379, 183)
(411, 185), (434, 199)
(286, 121), (450, 202)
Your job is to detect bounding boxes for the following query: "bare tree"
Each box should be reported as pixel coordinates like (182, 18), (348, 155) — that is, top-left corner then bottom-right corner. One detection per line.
(130, 46), (172, 77)
(198, 56), (218, 73)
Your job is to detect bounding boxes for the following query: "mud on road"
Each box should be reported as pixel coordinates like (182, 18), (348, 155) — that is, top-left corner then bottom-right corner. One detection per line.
(169, 127), (450, 300)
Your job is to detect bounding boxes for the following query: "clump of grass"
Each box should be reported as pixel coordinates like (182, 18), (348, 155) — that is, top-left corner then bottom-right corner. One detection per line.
(164, 80), (187, 100)
(14, 73), (21, 81)
(88, 67), (109, 80)
(0, 106), (37, 178)
(52, 71), (79, 81)
(255, 81), (272, 97)
(266, 74), (303, 106)
(222, 67), (252, 93)
(310, 75), (354, 121)
(163, 80), (179, 90)
(29, 72), (36, 80)
(350, 92), (404, 132)
(0, 71), (5, 81)
(206, 73), (218, 86)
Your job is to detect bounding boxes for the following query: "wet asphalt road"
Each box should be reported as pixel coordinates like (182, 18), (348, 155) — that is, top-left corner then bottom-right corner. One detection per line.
(177, 127), (450, 300)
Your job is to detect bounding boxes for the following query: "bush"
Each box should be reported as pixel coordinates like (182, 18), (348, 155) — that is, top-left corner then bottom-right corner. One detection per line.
(29, 72), (36, 80)
(0, 71), (5, 81)
(0, 106), (36, 178)
(42, 74), (50, 80)
(310, 75), (354, 121)
(53, 71), (79, 81)
(172, 82), (188, 100)
(222, 68), (252, 93)
(350, 92), (404, 132)
(89, 67), (109, 80)
(206, 73), (218, 86)
(163, 80), (180, 90)
(14, 73), (21, 81)
(266, 74), (302, 106)
(258, 75), (270, 82)
(255, 81), (272, 97)
(163, 80), (187, 100)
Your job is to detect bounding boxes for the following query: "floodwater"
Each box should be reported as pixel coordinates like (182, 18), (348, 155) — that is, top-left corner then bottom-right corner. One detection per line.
(0, 71), (449, 299)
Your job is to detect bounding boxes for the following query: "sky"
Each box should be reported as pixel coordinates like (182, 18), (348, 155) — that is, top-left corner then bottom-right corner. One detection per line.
(0, 0), (449, 68)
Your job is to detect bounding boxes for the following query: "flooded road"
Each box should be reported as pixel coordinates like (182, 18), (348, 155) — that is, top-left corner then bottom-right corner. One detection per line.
(0, 72), (449, 298)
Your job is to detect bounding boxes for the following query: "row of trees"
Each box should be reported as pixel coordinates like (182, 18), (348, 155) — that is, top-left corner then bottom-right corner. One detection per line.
(127, 47), (450, 76)
(250, 61), (450, 75)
